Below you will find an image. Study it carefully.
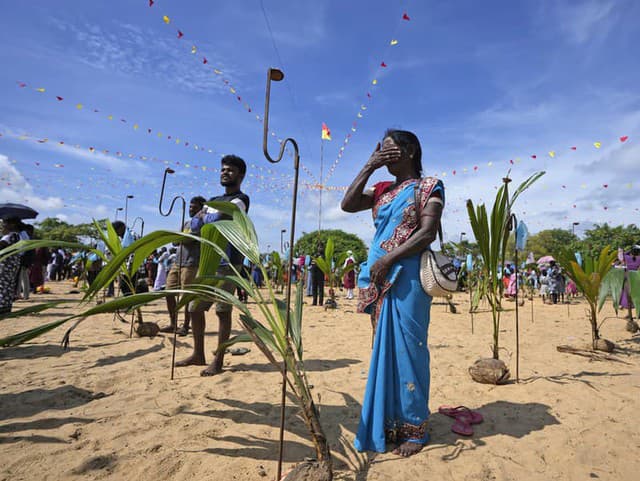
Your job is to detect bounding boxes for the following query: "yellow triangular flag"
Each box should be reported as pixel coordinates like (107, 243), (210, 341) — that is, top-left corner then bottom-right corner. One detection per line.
(548, 151), (555, 158)
(76, 103), (83, 109)
(36, 88), (45, 92)
(107, 115), (113, 120)
(213, 69), (222, 75)
(133, 124), (139, 130)
(594, 141), (601, 149)
(163, 15), (170, 24)
(372, 79), (378, 85)
(390, 39), (398, 46)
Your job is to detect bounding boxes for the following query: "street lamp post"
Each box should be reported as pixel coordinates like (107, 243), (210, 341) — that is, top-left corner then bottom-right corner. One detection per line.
(572, 222), (580, 236)
(114, 207), (123, 220)
(125, 195), (134, 225)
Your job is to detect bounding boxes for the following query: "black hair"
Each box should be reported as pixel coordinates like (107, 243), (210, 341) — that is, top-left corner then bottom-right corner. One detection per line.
(221, 154), (247, 176)
(384, 129), (422, 177)
(191, 196), (206, 205)
(112, 220), (126, 235)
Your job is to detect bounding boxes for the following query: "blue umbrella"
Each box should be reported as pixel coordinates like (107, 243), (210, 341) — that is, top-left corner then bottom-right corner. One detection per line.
(0, 202), (38, 220)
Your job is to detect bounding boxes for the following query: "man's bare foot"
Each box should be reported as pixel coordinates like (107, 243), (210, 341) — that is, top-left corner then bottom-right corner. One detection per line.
(392, 441), (423, 457)
(200, 363), (223, 377)
(174, 355), (206, 367)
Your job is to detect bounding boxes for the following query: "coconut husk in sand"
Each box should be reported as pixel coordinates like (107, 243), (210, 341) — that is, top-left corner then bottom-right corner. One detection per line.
(468, 358), (510, 384)
(135, 322), (159, 338)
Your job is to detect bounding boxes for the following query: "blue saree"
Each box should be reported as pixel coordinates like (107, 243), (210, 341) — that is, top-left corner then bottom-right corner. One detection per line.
(355, 177), (444, 453)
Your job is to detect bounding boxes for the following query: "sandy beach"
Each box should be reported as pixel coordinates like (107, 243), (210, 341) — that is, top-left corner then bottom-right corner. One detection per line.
(1, 281), (639, 481)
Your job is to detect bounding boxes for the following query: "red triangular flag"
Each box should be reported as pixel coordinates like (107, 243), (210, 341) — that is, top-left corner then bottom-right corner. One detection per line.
(203, 57), (208, 64)
(367, 92), (371, 98)
(380, 61), (387, 68)
(620, 135), (628, 142)
(570, 146), (577, 150)
(56, 96), (63, 101)
(177, 30), (184, 38)
(149, 0), (154, 6)
(531, 154), (536, 159)
(18, 82), (27, 88)
(509, 159), (514, 164)
(402, 12), (410, 20)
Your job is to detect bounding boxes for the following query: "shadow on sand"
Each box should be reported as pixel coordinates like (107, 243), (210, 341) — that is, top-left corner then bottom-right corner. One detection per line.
(0, 344), (87, 360)
(182, 396), (560, 477)
(229, 358), (361, 374)
(0, 386), (107, 421)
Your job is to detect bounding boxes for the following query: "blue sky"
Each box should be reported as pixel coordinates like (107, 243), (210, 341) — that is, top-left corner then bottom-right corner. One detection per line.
(1, 0), (639, 251)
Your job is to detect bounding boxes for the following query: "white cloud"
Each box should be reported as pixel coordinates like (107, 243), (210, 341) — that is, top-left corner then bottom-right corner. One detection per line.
(555, 0), (616, 45)
(0, 154), (65, 214)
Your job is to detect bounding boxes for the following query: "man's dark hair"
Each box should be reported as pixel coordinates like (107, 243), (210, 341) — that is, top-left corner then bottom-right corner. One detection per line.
(112, 220), (126, 236)
(221, 154), (247, 176)
(191, 196), (206, 205)
(384, 129), (422, 177)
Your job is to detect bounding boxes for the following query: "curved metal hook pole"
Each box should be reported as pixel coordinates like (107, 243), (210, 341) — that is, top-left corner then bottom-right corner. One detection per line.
(131, 217), (145, 237)
(158, 167), (186, 381)
(264, 67), (301, 481)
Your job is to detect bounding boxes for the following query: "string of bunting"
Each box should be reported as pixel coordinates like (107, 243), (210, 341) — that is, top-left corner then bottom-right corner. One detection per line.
(323, 8), (413, 185)
(148, 0), (319, 184)
(15, 81), (222, 157)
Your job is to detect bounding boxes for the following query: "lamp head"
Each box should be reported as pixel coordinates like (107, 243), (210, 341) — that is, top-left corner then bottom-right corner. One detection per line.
(268, 68), (284, 82)
(165, 168), (175, 174)
(127, 195), (134, 199)
(117, 207), (123, 211)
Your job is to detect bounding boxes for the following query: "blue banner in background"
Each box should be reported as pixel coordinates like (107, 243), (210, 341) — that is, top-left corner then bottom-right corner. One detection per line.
(466, 254), (473, 271)
(575, 252), (583, 266)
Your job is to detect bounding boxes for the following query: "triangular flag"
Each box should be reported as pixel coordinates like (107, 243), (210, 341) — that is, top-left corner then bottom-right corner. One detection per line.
(593, 141), (601, 148)
(620, 136), (628, 142)
(548, 151), (555, 158)
(191, 45), (197, 54)
(402, 12), (410, 20)
(162, 15), (170, 24)
(177, 30), (184, 38)
(390, 39), (398, 46)
(56, 96), (63, 101)
(76, 103), (83, 109)
(203, 57), (208, 64)
(372, 79), (377, 85)
(36, 88), (45, 92)
(380, 61), (387, 67)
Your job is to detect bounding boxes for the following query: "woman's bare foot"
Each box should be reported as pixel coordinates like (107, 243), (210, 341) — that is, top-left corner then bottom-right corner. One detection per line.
(392, 441), (423, 457)
(174, 355), (206, 367)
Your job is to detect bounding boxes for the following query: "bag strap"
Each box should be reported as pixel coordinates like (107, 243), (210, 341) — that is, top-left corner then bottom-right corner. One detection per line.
(414, 180), (444, 249)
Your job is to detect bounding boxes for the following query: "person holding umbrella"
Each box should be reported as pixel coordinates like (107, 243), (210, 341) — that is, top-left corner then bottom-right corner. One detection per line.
(0, 217), (24, 316)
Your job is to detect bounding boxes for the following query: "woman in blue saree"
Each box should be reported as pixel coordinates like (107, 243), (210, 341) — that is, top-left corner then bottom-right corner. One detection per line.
(341, 129), (444, 457)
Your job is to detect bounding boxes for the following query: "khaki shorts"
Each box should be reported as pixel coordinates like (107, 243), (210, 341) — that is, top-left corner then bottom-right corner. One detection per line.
(165, 265), (198, 289)
(188, 265), (237, 314)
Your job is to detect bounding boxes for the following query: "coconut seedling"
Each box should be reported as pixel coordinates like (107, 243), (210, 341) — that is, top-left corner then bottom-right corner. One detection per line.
(466, 171), (544, 384)
(556, 246), (618, 352)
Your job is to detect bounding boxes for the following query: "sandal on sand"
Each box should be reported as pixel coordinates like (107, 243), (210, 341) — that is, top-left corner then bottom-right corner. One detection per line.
(438, 405), (483, 424)
(228, 347), (251, 356)
(451, 417), (474, 436)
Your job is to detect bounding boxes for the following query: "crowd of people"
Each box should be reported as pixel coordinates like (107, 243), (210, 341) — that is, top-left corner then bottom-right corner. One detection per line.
(500, 260), (578, 304)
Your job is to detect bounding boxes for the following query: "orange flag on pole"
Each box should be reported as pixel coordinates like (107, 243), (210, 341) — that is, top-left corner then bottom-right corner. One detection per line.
(321, 122), (331, 140)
